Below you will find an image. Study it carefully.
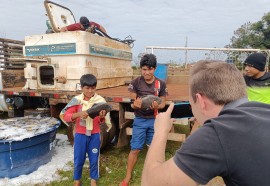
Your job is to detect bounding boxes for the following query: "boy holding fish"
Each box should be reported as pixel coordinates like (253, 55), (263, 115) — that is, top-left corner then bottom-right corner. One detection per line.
(120, 53), (167, 186)
(60, 74), (111, 186)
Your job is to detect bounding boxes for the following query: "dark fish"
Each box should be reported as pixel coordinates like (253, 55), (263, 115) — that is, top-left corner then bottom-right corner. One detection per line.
(141, 95), (162, 109)
(86, 102), (113, 119)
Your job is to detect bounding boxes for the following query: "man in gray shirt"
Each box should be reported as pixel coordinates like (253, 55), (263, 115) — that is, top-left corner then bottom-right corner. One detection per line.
(142, 60), (270, 186)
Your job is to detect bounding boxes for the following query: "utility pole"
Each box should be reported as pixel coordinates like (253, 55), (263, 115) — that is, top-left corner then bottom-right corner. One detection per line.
(184, 36), (188, 69)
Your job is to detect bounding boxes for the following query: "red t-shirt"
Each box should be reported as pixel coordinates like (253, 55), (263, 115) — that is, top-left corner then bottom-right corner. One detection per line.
(63, 104), (104, 134)
(66, 21), (101, 31)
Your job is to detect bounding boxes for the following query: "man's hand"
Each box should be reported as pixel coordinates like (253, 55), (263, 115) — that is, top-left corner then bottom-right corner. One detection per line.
(150, 101), (159, 110)
(154, 103), (175, 134)
(59, 26), (68, 32)
(85, 26), (96, 33)
(99, 110), (107, 119)
(132, 97), (142, 109)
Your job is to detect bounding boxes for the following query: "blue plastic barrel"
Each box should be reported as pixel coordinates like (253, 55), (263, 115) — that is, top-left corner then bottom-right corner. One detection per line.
(0, 121), (60, 178)
(154, 63), (168, 82)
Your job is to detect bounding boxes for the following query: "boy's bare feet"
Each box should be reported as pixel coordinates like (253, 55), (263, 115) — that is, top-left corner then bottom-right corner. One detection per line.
(74, 180), (81, 186)
(91, 179), (97, 186)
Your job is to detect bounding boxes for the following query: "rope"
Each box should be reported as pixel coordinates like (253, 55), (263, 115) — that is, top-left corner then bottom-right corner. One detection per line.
(86, 26), (135, 48)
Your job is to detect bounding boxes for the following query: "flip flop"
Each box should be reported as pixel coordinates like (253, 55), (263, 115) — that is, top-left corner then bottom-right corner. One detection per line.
(141, 95), (162, 109)
(86, 102), (113, 119)
(120, 180), (129, 186)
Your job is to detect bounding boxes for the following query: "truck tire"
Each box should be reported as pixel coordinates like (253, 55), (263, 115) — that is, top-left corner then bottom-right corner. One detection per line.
(100, 111), (118, 150)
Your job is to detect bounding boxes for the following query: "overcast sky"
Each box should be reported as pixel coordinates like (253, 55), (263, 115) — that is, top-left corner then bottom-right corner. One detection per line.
(0, 0), (269, 62)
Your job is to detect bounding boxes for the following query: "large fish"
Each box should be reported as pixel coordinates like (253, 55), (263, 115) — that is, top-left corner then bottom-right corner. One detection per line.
(86, 102), (113, 119)
(141, 95), (162, 109)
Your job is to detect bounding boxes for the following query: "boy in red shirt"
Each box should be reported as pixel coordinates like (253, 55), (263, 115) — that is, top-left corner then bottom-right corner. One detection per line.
(60, 74), (111, 186)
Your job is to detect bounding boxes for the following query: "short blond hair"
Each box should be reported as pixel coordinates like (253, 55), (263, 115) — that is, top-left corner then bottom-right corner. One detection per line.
(190, 60), (247, 105)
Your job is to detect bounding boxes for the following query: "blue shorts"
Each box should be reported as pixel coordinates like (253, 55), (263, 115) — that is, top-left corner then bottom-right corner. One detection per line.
(130, 117), (155, 150)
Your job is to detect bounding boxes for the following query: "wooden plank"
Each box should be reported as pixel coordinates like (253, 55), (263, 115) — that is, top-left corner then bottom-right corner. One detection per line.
(173, 118), (189, 125)
(0, 43), (23, 49)
(0, 69), (26, 88)
(49, 98), (70, 105)
(126, 127), (186, 142)
(0, 56), (9, 60)
(125, 111), (189, 125)
(0, 52), (22, 56)
(167, 133), (186, 142)
(0, 61), (26, 65)
(8, 58), (48, 63)
(117, 102), (130, 148)
(0, 65), (25, 69)
(0, 48), (23, 53)
(0, 38), (24, 45)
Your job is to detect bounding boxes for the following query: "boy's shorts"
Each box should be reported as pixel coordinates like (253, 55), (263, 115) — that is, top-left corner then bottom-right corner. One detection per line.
(130, 117), (155, 150)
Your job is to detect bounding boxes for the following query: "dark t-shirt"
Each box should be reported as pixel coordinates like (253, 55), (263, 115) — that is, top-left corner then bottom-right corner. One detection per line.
(244, 72), (270, 87)
(66, 21), (101, 31)
(173, 98), (270, 186)
(128, 76), (167, 118)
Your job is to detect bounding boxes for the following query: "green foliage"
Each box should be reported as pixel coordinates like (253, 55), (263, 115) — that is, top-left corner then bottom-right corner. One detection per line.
(227, 12), (270, 49)
(131, 66), (138, 70)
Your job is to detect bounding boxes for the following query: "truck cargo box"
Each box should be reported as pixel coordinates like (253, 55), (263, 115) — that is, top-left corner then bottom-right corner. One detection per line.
(23, 31), (133, 91)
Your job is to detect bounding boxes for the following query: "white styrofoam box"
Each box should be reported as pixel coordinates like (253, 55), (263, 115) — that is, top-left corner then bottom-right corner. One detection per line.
(23, 31), (132, 91)
(24, 32), (131, 53)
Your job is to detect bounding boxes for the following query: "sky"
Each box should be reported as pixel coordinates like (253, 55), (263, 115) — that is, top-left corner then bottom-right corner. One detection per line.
(0, 0), (269, 63)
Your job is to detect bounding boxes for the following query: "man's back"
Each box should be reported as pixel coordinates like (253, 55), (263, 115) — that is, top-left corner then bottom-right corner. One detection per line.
(174, 100), (270, 186)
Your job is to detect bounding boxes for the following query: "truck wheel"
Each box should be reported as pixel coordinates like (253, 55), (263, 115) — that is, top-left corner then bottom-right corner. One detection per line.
(100, 123), (109, 150)
(108, 111), (119, 145)
(100, 111), (118, 150)
(66, 124), (74, 146)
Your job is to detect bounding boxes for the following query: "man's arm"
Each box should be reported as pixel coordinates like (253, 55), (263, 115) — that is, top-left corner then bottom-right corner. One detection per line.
(91, 21), (107, 34)
(141, 103), (198, 186)
(98, 25), (107, 34)
(59, 26), (68, 32)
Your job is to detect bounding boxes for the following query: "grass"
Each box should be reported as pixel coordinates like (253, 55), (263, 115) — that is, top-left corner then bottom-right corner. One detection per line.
(44, 142), (182, 186)
(42, 125), (190, 186)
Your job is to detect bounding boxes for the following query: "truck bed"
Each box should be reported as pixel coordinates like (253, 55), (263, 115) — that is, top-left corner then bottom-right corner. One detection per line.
(97, 84), (189, 102)
(0, 83), (189, 102)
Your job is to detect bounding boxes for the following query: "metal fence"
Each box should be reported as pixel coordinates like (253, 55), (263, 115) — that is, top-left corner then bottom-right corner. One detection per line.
(145, 46), (270, 71)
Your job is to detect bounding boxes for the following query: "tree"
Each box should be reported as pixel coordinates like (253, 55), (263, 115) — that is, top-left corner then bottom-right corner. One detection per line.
(226, 12), (270, 49)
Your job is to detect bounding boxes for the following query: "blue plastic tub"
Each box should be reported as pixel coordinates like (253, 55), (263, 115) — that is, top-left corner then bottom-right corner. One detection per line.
(0, 121), (60, 178)
(154, 63), (168, 82)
